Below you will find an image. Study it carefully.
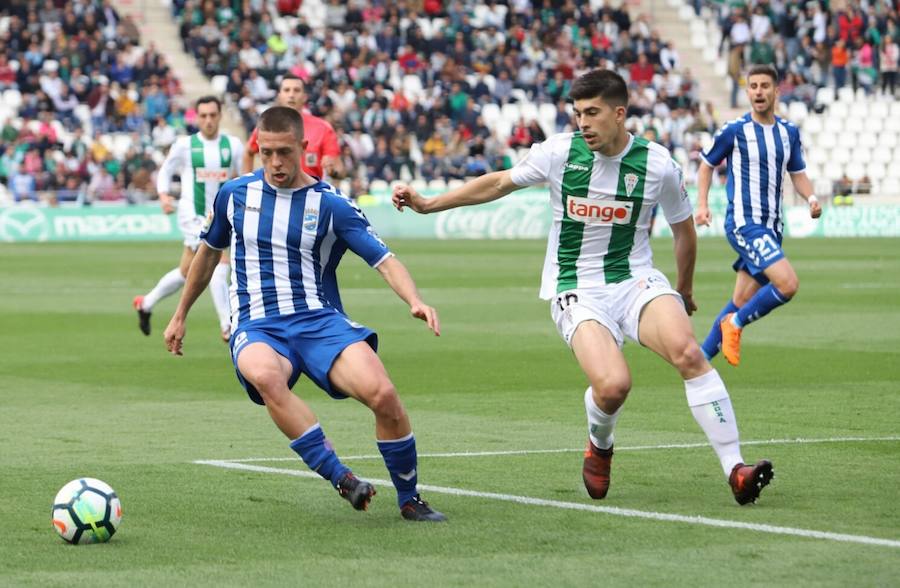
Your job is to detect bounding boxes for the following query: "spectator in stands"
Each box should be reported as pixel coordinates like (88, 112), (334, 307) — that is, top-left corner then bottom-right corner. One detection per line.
(832, 37), (850, 89)
(881, 35), (899, 97)
(10, 168), (37, 202)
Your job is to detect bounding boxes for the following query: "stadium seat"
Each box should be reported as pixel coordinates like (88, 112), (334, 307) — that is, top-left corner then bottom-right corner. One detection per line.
(850, 100), (869, 118)
(3, 88), (22, 110)
(890, 101), (900, 119)
(824, 162), (844, 181)
(447, 179), (465, 189)
(501, 102), (521, 121)
(827, 101), (848, 118)
(830, 146), (851, 165)
(837, 87), (855, 103)
(802, 115), (822, 135)
(879, 132), (897, 149)
(410, 178), (428, 191)
(884, 116), (900, 133)
(869, 101), (889, 119)
(815, 131), (837, 149)
(368, 179), (389, 194)
(815, 87), (835, 105)
(427, 178), (447, 191)
(849, 145), (869, 162)
(787, 101), (808, 124)
(840, 132), (859, 149)
(807, 148), (828, 166)
(519, 101), (539, 123)
(863, 116), (884, 135)
(866, 162), (887, 182)
(211, 75), (228, 96)
(822, 115), (844, 134)
(879, 177), (900, 196)
(857, 132), (879, 150)
(845, 161), (866, 181)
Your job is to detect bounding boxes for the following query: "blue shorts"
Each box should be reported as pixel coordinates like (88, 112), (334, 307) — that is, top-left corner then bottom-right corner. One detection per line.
(726, 224), (785, 285)
(229, 308), (378, 405)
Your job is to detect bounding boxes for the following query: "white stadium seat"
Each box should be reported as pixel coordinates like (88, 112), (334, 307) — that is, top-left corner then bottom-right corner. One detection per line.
(788, 101), (808, 124)
(837, 87), (855, 103)
(845, 161), (866, 181)
(869, 101), (889, 119)
(816, 131), (837, 149)
(830, 146), (851, 164)
(824, 162), (844, 181)
(828, 102), (848, 118)
(864, 116), (885, 134)
(815, 87), (835, 105)
(427, 178), (447, 191)
(857, 133), (879, 150)
(840, 132), (859, 149)
(802, 115), (822, 135)
(850, 146), (869, 163)
(866, 162), (887, 181)
(879, 177), (900, 196)
(871, 147), (894, 163)
(878, 132), (897, 149)
(823, 115), (844, 134)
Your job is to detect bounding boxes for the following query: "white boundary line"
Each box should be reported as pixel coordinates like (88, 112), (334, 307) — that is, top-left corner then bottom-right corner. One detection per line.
(193, 436), (900, 549)
(218, 435), (900, 463)
(193, 459), (900, 549)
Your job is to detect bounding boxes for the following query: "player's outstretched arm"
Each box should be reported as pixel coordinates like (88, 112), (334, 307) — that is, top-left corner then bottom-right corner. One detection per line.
(670, 217), (699, 315)
(789, 171), (822, 219)
(694, 162), (715, 227)
(375, 256), (440, 336)
(393, 170), (520, 214)
(164, 243), (221, 355)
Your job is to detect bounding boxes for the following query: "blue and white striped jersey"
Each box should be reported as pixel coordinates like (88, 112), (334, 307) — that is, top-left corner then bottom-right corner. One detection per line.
(701, 113), (806, 232)
(201, 171), (392, 329)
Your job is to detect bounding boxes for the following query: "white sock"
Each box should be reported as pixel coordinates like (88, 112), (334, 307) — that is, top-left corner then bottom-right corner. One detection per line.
(685, 369), (744, 476)
(142, 267), (185, 311)
(210, 263), (231, 332)
(584, 387), (620, 450)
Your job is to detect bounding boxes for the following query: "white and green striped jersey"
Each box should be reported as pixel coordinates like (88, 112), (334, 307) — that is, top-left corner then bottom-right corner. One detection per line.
(156, 133), (244, 217)
(509, 132), (692, 299)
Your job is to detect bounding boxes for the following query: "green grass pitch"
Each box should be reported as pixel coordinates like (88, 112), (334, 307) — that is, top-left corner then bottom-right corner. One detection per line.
(1, 237), (898, 586)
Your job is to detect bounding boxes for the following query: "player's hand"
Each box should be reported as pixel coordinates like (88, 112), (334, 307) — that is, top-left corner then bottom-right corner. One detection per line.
(694, 205), (711, 227)
(680, 291), (698, 316)
(163, 318), (186, 356)
(392, 184), (426, 213)
(809, 198), (822, 219)
(160, 194), (176, 215)
(409, 301), (440, 336)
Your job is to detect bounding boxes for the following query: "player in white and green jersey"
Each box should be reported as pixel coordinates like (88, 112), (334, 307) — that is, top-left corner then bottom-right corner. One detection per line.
(133, 96), (244, 342)
(393, 69), (774, 505)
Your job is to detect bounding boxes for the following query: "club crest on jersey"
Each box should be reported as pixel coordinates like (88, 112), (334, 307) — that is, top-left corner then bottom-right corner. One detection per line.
(303, 208), (318, 231)
(221, 148), (230, 160)
(624, 173), (639, 197)
(566, 196), (633, 225)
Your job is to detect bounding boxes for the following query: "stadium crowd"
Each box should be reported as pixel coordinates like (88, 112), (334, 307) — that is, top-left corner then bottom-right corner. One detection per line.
(1, 0), (898, 205)
(715, 0), (899, 107)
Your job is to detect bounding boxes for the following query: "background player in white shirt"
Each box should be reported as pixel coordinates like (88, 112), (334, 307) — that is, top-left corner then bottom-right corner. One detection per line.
(133, 96), (244, 342)
(393, 69), (774, 505)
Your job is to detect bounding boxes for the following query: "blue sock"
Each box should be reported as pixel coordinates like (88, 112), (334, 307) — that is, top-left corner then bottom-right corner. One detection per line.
(289, 424), (350, 487)
(702, 300), (739, 359)
(734, 284), (790, 327)
(377, 433), (418, 507)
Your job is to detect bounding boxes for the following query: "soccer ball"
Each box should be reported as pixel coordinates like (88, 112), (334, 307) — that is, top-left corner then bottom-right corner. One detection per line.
(51, 478), (122, 544)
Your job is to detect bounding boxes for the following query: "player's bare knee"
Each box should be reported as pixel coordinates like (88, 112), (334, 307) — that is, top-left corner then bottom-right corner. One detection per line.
(252, 371), (290, 405)
(592, 376), (630, 407)
(364, 382), (405, 420)
(672, 341), (707, 374)
(780, 277), (799, 299)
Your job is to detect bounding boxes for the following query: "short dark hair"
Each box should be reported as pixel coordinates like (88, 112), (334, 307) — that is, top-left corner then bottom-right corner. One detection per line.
(746, 63), (779, 83)
(569, 69), (628, 107)
(279, 74), (306, 92)
(195, 95), (222, 111)
(258, 106), (305, 141)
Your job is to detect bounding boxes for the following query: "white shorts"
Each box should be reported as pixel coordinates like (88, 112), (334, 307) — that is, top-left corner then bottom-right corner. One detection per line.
(177, 206), (205, 250)
(550, 268), (682, 349)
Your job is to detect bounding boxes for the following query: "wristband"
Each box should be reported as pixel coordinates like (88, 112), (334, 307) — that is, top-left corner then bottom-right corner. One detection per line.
(808, 195), (818, 204)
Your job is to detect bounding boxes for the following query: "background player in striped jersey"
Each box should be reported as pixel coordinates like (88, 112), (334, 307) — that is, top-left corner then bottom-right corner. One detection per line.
(393, 69), (773, 505)
(241, 75), (343, 181)
(163, 107), (446, 522)
(695, 64), (822, 367)
(134, 96), (243, 342)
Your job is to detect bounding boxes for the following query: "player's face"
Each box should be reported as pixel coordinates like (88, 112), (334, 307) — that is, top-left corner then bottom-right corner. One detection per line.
(258, 129), (307, 188)
(573, 97), (625, 152)
(277, 79), (307, 111)
(196, 102), (221, 138)
(746, 74), (777, 116)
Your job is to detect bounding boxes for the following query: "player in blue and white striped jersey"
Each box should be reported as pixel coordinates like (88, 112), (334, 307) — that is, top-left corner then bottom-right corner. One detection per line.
(163, 107), (446, 522)
(695, 64), (822, 367)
